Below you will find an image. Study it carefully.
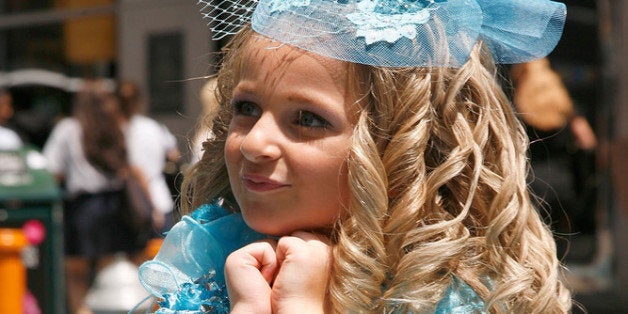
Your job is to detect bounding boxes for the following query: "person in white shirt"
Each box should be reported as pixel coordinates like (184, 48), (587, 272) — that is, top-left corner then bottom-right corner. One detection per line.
(118, 81), (181, 233)
(0, 89), (23, 150)
(43, 81), (143, 314)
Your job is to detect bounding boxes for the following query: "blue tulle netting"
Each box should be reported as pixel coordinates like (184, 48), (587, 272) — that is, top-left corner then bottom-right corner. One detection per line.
(197, 0), (566, 67)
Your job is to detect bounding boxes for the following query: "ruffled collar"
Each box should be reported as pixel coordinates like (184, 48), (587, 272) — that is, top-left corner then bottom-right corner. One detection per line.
(134, 203), (486, 313)
(135, 203), (267, 313)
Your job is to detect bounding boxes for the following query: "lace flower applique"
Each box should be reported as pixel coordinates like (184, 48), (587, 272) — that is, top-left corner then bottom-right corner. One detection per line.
(347, 0), (442, 45)
(268, 0), (311, 13)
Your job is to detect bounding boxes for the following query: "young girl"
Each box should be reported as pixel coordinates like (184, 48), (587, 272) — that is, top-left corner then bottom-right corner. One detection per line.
(137, 0), (572, 312)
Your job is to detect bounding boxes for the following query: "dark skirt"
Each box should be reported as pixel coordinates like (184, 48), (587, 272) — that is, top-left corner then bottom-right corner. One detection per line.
(64, 189), (147, 258)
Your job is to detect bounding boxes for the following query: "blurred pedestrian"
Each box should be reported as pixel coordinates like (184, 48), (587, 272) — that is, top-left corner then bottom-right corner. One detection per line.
(118, 80), (181, 234)
(0, 89), (23, 150)
(511, 57), (598, 241)
(43, 80), (148, 314)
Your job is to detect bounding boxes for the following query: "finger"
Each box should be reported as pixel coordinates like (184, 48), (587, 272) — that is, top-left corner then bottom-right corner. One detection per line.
(275, 232), (331, 267)
(225, 241), (277, 313)
(270, 233), (332, 312)
(225, 240), (278, 312)
(226, 239), (278, 284)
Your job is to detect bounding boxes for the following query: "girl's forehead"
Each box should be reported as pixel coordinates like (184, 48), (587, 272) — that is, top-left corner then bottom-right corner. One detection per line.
(234, 35), (362, 120)
(238, 35), (349, 82)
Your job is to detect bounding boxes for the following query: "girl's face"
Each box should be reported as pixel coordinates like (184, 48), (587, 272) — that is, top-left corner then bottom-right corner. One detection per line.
(225, 37), (357, 236)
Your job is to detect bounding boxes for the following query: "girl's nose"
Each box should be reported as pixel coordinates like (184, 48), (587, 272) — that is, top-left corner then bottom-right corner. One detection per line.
(239, 115), (282, 162)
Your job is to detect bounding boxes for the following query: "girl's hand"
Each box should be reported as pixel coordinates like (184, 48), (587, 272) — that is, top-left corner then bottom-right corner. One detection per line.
(271, 231), (331, 314)
(224, 232), (332, 314)
(225, 240), (278, 314)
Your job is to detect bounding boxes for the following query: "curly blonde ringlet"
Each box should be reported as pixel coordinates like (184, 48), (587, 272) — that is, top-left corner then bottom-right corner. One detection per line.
(339, 49), (571, 312)
(181, 25), (572, 313)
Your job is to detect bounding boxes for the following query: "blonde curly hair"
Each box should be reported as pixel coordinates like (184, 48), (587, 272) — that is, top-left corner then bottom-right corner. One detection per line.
(181, 26), (572, 313)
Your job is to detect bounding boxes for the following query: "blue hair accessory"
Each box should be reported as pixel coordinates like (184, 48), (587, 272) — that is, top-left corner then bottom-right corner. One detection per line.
(198, 0), (566, 67)
(133, 202), (268, 313)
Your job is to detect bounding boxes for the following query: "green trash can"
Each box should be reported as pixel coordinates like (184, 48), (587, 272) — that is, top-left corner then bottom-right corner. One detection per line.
(0, 146), (64, 314)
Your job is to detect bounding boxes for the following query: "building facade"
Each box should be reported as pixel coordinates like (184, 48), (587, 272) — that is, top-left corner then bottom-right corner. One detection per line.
(0, 0), (211, 154)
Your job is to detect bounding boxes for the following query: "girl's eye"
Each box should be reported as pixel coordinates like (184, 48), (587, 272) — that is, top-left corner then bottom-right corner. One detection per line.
(297, 111), (330, 128)
(233, 101), (261, 117)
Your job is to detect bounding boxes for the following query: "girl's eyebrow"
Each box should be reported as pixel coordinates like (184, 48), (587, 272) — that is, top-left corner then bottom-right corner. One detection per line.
(231, 81), (260, 99)
(234, 80), (342, 110)
(286, 92), (342, 115)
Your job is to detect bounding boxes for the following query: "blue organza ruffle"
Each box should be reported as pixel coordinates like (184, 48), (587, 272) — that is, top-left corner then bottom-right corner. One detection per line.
(136, 203), (267, 313)
(435, 277), (486, 313)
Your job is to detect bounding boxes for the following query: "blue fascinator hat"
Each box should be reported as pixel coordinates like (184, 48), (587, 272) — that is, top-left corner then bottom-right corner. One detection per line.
(198, 0), (566, 67)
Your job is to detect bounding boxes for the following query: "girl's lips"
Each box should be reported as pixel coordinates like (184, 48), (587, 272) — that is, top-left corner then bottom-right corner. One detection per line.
(241, 174), (289, 192)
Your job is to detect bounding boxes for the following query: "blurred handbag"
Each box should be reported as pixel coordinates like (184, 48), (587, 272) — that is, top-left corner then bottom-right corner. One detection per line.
(121, 167), (155, 245)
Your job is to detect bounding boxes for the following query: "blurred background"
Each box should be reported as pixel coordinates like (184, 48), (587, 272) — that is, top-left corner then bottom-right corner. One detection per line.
(0, 0), (627, 313)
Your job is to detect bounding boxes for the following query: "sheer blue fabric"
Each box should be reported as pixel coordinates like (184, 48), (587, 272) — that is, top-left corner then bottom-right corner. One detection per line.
(136, 203), (267, 313)
(435, 277), (486, 313)
(136, 204), (487, 313)
(198, 0), (566, 67)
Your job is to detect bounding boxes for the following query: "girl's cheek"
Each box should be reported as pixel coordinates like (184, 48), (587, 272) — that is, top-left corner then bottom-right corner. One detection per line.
(224, 134), (241, 163)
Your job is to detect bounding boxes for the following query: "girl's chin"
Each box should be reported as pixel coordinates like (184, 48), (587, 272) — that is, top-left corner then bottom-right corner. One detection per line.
(241, 216), (291, 236)
(244, 218), (334, 237)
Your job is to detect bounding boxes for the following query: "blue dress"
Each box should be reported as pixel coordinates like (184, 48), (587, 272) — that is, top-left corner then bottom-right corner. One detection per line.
(135, 203), (485, 313)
